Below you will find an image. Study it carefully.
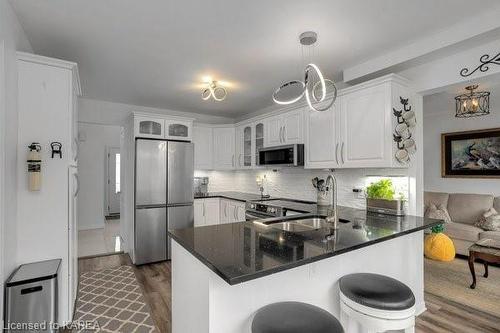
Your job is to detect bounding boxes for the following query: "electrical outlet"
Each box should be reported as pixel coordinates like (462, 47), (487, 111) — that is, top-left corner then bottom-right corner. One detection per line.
(353, 188), (366, 199)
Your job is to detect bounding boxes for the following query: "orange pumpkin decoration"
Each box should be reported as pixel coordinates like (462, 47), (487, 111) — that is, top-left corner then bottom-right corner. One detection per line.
(424, 229), (455, 262)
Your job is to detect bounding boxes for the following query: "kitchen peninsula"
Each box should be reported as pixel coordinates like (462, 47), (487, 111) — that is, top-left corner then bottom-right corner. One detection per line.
(169, 202), (441, 333)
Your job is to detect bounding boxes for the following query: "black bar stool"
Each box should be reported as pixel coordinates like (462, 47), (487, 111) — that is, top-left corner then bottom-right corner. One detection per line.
(252, 301), (344, 333)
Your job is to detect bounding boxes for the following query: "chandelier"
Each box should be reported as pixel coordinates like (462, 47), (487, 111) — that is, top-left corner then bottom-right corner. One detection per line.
(202, 80), (227, 101)
(455, 85), (490, 118)
(272, 31), (337, 112)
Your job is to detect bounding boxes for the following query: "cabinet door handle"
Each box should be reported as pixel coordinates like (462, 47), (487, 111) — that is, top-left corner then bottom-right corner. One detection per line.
(282, 126), (286, 143)
(74, 138), (79, 162)
(203, 203), (206, 217)
(239, 154), (242, 167)
(335, 143), (339, 165)
(279, 127), (283, 143)
(232, 154), (235, 167)
(234, 206), (237, 220)
(74, 174), (79, 197)
(341, 142), (345, 164)
(225, 203), (228, 217)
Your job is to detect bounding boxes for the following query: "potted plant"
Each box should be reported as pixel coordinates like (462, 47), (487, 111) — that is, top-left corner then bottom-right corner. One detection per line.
(366, 179), (406, 216)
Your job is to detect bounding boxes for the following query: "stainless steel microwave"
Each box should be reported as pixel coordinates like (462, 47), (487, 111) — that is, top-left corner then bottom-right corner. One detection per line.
(257, 144), (304, 167)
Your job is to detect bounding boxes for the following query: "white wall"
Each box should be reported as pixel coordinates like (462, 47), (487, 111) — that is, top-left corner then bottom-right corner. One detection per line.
(423, 83), (500, 196)
(0, 0), (32, 322)
(78, 123), (121, 230)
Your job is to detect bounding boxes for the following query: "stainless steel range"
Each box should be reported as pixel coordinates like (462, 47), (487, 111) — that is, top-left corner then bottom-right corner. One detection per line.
(245, 199), (309, 221)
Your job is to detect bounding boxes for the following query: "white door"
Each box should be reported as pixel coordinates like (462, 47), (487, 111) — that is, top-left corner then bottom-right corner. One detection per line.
(213, 128), (235, 170)
(282, 109), (303, 144)
(340, 84), (390, 167)
(265, 115), (282, 147)
(305, 104), (340, 169)
(194, 200), (205, 226)
(107, 147), (121, 215)
(204, 198), (220, 225)
(227, 201), (237, 223)
(193, 126), (213, 170)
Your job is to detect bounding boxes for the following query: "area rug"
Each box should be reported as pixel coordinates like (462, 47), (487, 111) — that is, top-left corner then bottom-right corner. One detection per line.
(424, 257), (500, 317)
(73, 265), (158, 332)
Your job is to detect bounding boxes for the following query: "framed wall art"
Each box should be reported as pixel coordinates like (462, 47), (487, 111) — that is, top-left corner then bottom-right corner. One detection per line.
(442, 128), (500, 178)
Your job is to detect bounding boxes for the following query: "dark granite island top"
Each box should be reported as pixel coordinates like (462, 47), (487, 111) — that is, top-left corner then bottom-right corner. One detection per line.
(169, 206), (442, 285)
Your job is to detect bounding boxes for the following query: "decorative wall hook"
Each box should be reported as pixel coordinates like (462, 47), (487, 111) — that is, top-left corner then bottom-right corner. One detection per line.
(50, 142), (62, 159)
(460, 52), (500, 77)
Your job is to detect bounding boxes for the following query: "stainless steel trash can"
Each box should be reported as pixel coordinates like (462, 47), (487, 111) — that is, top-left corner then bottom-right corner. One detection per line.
(4, 259), (61, 333)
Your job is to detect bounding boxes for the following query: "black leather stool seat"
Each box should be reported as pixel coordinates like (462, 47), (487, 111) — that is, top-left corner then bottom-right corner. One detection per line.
(252, 301), (344, 333)
(339, 273), (415, 311)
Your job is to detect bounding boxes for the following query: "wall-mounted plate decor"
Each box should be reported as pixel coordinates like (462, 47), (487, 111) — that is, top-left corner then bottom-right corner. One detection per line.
(441, 128), (500, 178)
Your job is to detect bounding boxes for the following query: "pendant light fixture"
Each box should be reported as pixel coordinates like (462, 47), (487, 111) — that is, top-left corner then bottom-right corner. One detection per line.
(272, 31), (337, 112)
(202, 80), (227, 101)
(455, 85), (490, 118)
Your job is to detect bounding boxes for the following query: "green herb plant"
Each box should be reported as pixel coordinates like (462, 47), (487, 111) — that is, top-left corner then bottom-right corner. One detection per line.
(366, 179), (396, 200)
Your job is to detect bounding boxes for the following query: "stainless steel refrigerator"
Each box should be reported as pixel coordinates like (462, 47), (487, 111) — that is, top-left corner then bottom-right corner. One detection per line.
(134, 139), (194, 264)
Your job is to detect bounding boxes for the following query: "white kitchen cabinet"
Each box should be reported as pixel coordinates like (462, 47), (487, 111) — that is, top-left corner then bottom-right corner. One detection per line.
(305, 103), (340, 169)
(338, 79), (399, 168)
(235, 201), (246, 221)
(165, 119), (192, 141)
(220, 199), (246, 223)
(194, 200), (206, 226)
(305, 74), (409, 169)
(204, 198), (220, 225)
(219, 199), (231, 223)
(264, 109), (303, 147)
(193, 126), (213, 170)
(235, 121), (265, 169)
(16, 52), (81, 325)
(213, 127), (236, 170)
(255, 122), (265, 166)
(235, 124), (253, 169)
(134, 116), (165, 139)
(194, 198), (221, 226)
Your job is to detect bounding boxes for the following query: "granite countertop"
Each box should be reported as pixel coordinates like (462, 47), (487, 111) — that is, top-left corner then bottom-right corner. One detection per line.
(169, 205), (442, 285)
(194, 191), (265, 202)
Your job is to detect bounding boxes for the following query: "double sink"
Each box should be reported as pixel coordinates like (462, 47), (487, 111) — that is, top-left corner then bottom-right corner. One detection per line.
(265, 217), (350, 232)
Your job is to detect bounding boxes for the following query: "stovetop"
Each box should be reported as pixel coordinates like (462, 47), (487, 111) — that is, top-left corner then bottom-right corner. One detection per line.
(246, 198), (317, 217)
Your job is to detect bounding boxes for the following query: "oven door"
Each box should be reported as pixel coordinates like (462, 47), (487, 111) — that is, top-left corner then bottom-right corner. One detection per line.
(245, 211), (274, 221)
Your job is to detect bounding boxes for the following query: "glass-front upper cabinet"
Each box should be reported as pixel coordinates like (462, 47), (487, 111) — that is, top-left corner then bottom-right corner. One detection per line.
(255, 122), (264, 166)
(165, 119), (192, 141)
(243, 126), (252, 167)
(134, 116), (165, 139)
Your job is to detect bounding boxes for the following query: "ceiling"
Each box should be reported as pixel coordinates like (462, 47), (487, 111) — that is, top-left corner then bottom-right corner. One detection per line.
(10, 0), (500, 118)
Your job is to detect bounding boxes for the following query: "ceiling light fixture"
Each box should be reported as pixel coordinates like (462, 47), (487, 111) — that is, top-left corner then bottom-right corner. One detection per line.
(202, 80), (227, 102)
(455, 85), (490, 118)
(272, 31), (337, 112)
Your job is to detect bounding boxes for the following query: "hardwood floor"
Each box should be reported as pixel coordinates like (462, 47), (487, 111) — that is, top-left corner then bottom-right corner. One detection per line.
(78, 254), (500, 333)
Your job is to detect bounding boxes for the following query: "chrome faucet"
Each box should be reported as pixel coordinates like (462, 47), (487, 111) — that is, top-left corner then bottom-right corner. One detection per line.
(325, 173), (338, 228)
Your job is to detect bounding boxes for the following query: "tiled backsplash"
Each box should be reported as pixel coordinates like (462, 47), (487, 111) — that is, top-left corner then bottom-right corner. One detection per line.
(195, 168), (409, 209)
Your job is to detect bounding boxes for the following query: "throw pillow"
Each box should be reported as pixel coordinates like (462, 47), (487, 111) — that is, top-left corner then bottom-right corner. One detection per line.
(425, 203), (451, 223)
(475, 207), (500, 231)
